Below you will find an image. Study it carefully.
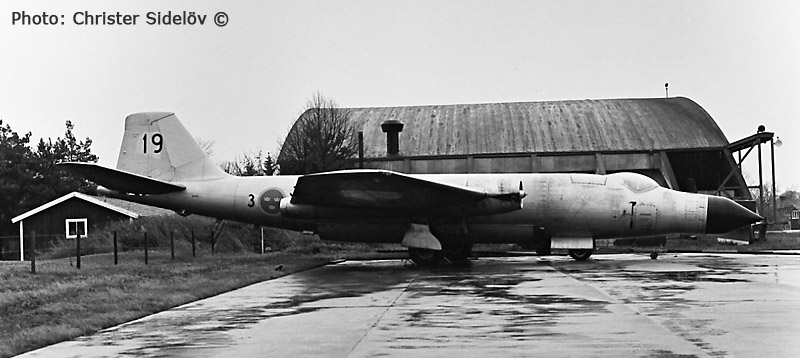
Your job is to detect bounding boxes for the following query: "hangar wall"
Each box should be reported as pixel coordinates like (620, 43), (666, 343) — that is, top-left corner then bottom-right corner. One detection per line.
(282, 97), (752, 201)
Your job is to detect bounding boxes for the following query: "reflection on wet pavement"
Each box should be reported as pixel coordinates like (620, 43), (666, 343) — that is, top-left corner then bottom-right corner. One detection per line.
(19, 254), (800, 358)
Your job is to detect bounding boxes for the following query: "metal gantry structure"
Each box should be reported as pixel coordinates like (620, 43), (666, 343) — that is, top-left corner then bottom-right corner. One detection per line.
(721, 127), (779, 223)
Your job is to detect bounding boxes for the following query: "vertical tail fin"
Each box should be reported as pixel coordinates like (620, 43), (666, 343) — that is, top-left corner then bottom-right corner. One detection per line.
(117, 112), (227, 182)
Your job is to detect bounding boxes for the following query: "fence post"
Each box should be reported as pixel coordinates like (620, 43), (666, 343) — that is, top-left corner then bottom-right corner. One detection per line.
(191, 231), (196, 258)
(30, 231), (36, 274)
(170, 231), (175, 261)
(113, 231), (118, 265)
(76, 232), (81, 269)
(210, 229), (215, 254)
(144, 232), (148, 265)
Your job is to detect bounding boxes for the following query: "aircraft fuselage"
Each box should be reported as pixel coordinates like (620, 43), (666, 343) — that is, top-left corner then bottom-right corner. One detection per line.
(102, 171), (723, 246)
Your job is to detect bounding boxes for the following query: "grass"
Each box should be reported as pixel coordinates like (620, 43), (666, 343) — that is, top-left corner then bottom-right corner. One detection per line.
(1, 211), (400, 358)
(0, 250), (354, 358)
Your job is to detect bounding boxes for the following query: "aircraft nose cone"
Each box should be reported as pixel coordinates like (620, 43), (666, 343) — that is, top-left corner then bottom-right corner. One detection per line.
(706, 196), (763, 234)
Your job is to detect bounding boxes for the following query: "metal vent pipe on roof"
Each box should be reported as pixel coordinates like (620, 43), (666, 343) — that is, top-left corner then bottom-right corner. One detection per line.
(381, 119), (404, 155)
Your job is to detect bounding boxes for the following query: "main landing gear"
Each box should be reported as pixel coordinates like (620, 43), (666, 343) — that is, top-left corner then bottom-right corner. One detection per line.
(408, 248), (443, 266)
(408, 241), (473, 266)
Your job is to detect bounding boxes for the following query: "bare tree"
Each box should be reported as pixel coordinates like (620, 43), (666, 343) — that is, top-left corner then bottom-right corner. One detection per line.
(750, 182), (778, 222)
(278, 92), (358, 174)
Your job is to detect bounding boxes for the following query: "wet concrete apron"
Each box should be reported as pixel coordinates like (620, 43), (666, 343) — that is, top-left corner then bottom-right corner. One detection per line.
(19, 254), (800, 358)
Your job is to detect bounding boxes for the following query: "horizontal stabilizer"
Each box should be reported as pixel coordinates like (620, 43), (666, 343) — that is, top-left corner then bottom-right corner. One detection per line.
(59, 162), (186, 195)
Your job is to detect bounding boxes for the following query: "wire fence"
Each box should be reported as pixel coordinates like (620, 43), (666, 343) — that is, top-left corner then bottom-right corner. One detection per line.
(0, 230), (224, 273)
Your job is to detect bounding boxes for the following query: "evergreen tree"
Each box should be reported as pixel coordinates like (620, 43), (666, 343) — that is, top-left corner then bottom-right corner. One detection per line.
(222, 150), (278, 176)
(0, 119), (98, 234)
(0, 120), (37, 228)
(34, 120), (99, 200)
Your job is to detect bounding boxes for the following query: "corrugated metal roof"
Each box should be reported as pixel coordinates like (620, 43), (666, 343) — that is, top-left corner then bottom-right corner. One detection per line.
(341, 97), (728, 157)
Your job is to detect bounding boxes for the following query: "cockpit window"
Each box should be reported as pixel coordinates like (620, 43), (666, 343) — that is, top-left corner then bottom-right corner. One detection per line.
(611, 173), (660, 193)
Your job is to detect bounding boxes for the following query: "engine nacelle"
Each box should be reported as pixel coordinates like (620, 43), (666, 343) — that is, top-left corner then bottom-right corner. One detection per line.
(280, 193), (523, 221)
(280, 197), (394, 220)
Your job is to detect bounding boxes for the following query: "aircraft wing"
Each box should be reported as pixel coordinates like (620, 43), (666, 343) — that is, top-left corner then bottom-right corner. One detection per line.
(58, 162), (186, 195)
(290, 170), (514, 213)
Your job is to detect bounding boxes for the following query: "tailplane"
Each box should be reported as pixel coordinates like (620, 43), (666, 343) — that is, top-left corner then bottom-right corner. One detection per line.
(118, 112), (227, 182)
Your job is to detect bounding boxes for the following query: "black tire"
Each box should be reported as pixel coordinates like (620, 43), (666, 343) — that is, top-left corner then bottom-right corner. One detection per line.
(443, 241), (473, 263)
(408, 247), (444, 266)
(650, 251), (659, 260)
(568, 249), (593, 261)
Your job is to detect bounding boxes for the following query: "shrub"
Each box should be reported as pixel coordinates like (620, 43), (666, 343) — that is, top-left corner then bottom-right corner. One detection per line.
(37, 214), (379, 259)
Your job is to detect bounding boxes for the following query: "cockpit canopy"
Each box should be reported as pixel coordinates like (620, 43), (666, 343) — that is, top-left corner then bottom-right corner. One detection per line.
(609, 172), (660, 193)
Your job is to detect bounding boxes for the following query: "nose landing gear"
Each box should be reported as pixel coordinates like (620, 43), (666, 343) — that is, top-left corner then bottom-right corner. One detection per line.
(568, 249), (593, 261)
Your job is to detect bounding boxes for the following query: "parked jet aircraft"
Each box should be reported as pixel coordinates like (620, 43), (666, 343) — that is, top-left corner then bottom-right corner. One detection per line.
(61, 112), (762, 265)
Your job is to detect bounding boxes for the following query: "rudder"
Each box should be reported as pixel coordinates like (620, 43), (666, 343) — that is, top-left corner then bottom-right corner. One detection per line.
(117, 112), (226, 182)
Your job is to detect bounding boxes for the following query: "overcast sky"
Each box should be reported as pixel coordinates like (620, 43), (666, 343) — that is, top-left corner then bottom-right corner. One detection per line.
(2, 0), (798, 190)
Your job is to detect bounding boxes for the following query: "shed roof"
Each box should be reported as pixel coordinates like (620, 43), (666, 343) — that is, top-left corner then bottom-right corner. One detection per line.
(341, 97), (728, 157)
(96, 197), (175, 217)
(10, 193), (173, 224)
(11, 192), (139, 223)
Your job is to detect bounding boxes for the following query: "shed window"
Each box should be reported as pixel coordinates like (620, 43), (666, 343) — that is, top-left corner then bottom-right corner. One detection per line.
(792, 210), (799, 220)
(65, 218), (87, 239)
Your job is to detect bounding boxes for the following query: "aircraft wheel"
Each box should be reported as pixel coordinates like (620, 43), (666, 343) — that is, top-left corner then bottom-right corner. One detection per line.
(443, 241), (473, 263)
(568, 249), (593, 261)
(408, 248), (444, 266)
(650, 251), (659, 260)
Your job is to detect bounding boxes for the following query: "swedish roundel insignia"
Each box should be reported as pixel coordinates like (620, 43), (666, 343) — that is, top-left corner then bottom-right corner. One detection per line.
(259, 189), (285, 215)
